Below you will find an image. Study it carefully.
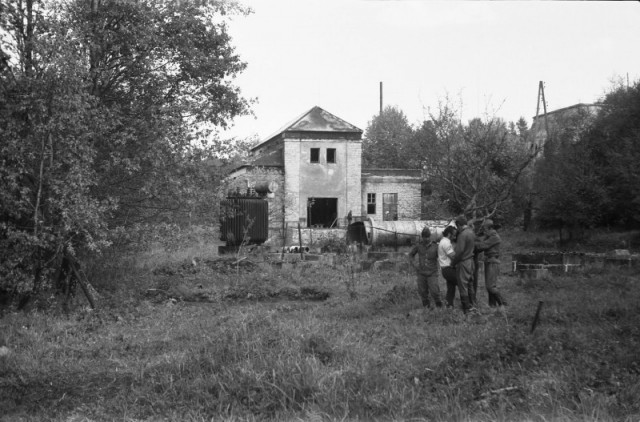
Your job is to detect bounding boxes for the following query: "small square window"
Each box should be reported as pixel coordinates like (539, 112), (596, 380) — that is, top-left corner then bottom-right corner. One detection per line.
(367, 193), (376, 214)
(327, 148), (336, 163)
(310, 148), (320, 163)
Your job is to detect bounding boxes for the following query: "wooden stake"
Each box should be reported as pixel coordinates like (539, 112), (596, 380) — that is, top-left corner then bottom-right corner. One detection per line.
(69, 261), (96, 309)
(297, 223), (304, 261)
(530, 301), (543, 333)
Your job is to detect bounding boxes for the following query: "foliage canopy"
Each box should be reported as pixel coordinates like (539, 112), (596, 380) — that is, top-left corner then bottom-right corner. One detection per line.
(362, 100), (535, 222)
(533, 80), (640, 233)
(0, 0), (251, 293)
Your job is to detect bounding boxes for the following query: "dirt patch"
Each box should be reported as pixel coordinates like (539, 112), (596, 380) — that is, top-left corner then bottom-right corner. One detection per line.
(222, 285), (330, 302)
(372, 285), (415, 309)
(152, 257), (260, 278)
(202, 258), (260, 274)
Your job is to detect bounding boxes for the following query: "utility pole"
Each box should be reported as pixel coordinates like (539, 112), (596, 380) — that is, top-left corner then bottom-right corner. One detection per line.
(379, 81), (383, 114)
(524, 81), (551, 232)
(535, 81), (550, 148)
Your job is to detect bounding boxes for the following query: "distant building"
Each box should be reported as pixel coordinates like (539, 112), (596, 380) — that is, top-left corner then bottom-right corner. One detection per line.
(361, 169), (422, 223)
(223, 106), (422, 244)
(525, 102), (604, 230)
(530, 103), (603, 150)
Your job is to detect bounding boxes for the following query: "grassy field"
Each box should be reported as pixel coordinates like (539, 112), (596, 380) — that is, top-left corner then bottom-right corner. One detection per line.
(1, 230), (639, 421)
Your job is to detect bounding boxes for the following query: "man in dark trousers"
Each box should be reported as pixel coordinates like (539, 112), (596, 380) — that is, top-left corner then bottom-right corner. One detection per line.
(450, 216), (476, 313)
(408, 227), (443, 309)
(438, 226), (458, 308)
(475, 219), (507, 307)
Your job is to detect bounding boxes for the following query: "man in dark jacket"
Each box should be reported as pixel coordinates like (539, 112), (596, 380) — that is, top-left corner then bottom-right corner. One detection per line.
(408, 227), (443, 308)
(475, 219), (507, 307)
(450, 216), (476, 313)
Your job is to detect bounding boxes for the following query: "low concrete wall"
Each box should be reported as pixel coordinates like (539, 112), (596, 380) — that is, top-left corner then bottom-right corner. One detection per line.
(284, 226), (346, 248)
(512, 250), (640, 279)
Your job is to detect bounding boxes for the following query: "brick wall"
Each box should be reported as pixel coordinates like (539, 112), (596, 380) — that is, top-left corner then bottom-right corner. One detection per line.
(361, 170), (422, 221)
(283, 139), (301, 224)
(345, 141), (362, 220)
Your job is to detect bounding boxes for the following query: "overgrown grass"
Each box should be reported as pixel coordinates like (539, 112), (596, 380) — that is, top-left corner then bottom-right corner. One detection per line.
(503, 228), (640, 254)
(1, 232), (640, 421)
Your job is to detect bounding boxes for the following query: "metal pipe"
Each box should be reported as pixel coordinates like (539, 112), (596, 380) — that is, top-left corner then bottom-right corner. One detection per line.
(347, 218), (454, 247)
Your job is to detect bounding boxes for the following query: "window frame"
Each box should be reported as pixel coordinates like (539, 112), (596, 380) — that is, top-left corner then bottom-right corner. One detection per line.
(326, 148), (336, 164)
(367, 193), (376, 215)
(310, 148), (320, 163)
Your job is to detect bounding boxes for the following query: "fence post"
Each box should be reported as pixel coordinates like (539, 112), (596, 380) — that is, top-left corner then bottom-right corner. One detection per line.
(298, 223), (304, 261)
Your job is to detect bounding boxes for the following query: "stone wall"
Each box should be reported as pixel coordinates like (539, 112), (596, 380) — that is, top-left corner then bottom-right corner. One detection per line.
(283, 139), (301, 224)
(345, 140), (362, 221)
(284, 226), (346, 250)
(361, 169), (422, 221)
(284, 137), (362, 226)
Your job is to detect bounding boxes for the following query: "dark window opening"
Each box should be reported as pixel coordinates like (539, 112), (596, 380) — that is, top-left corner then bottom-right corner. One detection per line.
(383, 193), (398, 221)
(347, 221), (369, 244)
(310, 148), (320, 163)
(327, 148), (336, 163)
(307, 197), (338, 228)
(367, 193), (376, 214)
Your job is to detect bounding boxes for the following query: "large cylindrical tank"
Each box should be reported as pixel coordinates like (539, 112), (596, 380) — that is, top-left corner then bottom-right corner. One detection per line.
(220, 198), (269, 245)
(254, 180), (278, 195)
(347, 218), (453, 247)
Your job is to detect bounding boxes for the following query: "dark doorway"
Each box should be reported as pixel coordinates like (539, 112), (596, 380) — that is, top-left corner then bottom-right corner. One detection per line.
(307, 197), (338, 228)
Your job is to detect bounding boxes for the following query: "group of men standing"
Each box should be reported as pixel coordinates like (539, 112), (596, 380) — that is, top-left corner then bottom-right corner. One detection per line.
(407, 216), (507, 314)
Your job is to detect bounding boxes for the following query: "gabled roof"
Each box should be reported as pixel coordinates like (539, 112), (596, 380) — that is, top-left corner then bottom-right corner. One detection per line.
(531, 103), (603, 120)
(233, 148), (284, 173)
(250, 148), (284, 167)
(252, 106), (362, 151)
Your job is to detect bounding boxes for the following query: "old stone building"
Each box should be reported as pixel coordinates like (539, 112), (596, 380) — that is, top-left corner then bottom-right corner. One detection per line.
(361, 169), (422, 222)
(530, 103), (603, 150)
(224, 106), (422, 245)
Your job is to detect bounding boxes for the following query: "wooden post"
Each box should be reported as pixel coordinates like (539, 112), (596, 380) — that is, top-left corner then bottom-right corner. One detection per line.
(281, 222), (286, 260)
(297, 223), (304, 261)
(70, 262), (96, 309)
(530, 301), (543, 333)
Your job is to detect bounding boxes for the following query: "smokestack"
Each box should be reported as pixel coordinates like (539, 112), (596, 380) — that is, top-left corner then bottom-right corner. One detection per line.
(379, 81), (383, 114)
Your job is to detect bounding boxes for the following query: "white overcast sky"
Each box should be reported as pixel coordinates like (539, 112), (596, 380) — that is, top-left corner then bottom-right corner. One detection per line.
(222, 1), (640, 141)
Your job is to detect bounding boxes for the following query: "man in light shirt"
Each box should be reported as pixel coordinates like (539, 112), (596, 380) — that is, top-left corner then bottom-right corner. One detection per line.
(438, 226), (458, 308)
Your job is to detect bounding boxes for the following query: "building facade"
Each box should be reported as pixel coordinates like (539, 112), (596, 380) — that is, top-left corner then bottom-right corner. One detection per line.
(361, 169), (422, 222)
(223, 106), (423, 245)
(530, 103), (603, 150)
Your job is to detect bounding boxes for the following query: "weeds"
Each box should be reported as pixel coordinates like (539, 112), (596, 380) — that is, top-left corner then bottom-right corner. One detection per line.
(1, 232), (640, 421)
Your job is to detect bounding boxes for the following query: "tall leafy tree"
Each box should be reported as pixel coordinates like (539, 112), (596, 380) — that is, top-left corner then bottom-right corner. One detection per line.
(533, 110), (608, 237)
(416, 102), (536, 222)
(515, 116), (529, 141)
(0, 0), (250, 294)
(532, 81), (640, 232)
(362, 105), (414, 168)
(69, 0), (251, 225)
(584, 81), (640, 227)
